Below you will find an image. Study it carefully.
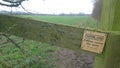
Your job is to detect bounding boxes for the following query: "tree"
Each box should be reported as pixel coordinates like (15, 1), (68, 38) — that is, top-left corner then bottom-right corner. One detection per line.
(92, 0), (103, 22)
(0, 0), (26, 7)
(0, 0), (32, 14)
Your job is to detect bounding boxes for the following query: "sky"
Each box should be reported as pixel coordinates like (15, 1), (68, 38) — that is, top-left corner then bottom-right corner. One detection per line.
(0, 0), (94, 14)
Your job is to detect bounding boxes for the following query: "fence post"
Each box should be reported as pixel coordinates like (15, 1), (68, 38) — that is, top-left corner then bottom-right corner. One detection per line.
(94, 0), (120, 68)
(100, 0), (120, 31)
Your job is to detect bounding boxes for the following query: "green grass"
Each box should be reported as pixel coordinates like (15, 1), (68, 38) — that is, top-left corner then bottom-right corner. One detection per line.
(0, 36), (58, 68)
(18, 15), (97, 29)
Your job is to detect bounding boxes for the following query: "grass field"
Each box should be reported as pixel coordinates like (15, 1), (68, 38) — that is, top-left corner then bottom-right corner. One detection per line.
(0, 35), (58, 68)
(0, 15), (97, 68)
(19, 15), (97, 28)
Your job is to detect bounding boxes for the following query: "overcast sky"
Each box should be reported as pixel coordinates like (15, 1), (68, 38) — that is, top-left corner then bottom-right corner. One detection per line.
(0, 0), (94, 14)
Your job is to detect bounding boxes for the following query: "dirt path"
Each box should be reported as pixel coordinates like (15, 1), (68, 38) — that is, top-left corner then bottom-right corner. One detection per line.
(51, 48), (95, 68)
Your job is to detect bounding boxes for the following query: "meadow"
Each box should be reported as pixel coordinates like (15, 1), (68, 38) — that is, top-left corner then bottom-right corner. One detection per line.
(0, 35), (58, 68)
(0, 15), (97, 68)
(19, 15), (97, 28)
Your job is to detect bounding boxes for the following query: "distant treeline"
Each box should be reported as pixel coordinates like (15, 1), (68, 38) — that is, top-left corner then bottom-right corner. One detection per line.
(0, 10), (91, 16)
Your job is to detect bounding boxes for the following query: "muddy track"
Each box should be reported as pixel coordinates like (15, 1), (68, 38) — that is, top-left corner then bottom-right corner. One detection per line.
(49, 48), (95, 68)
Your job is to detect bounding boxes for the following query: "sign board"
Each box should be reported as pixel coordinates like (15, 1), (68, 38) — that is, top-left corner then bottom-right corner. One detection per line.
(81, 30), (107, 54)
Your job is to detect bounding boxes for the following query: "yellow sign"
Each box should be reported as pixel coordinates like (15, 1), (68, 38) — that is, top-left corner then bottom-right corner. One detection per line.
(81, 30), (107, 54)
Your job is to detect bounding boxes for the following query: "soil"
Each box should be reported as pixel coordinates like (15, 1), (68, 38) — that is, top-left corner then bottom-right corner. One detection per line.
(51, 48), (95, 68)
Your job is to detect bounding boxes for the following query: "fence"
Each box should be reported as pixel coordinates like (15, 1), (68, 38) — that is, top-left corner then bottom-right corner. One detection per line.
(0, 0), (120, 68)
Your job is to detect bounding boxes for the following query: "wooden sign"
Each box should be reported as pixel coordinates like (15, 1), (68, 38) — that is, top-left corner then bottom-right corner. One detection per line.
(81, 30), (107, 54)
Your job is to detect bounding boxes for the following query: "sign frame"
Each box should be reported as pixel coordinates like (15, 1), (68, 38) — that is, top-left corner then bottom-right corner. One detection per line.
(81, 30), (108, 54)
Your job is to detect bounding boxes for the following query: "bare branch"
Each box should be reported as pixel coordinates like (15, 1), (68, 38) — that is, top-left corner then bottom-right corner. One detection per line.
(0, 0), (25, 7)
(0, 2), (20, 7)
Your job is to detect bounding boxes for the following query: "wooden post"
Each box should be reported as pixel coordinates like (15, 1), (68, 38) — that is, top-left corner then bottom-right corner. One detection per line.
(94, 0), (120, 68)
(94, 33), (120, 68)
(100, 0), (120, 31)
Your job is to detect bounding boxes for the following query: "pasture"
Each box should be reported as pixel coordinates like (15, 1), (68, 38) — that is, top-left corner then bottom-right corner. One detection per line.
(0, 15), (97, 68)
(19, 15), (97, 28)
